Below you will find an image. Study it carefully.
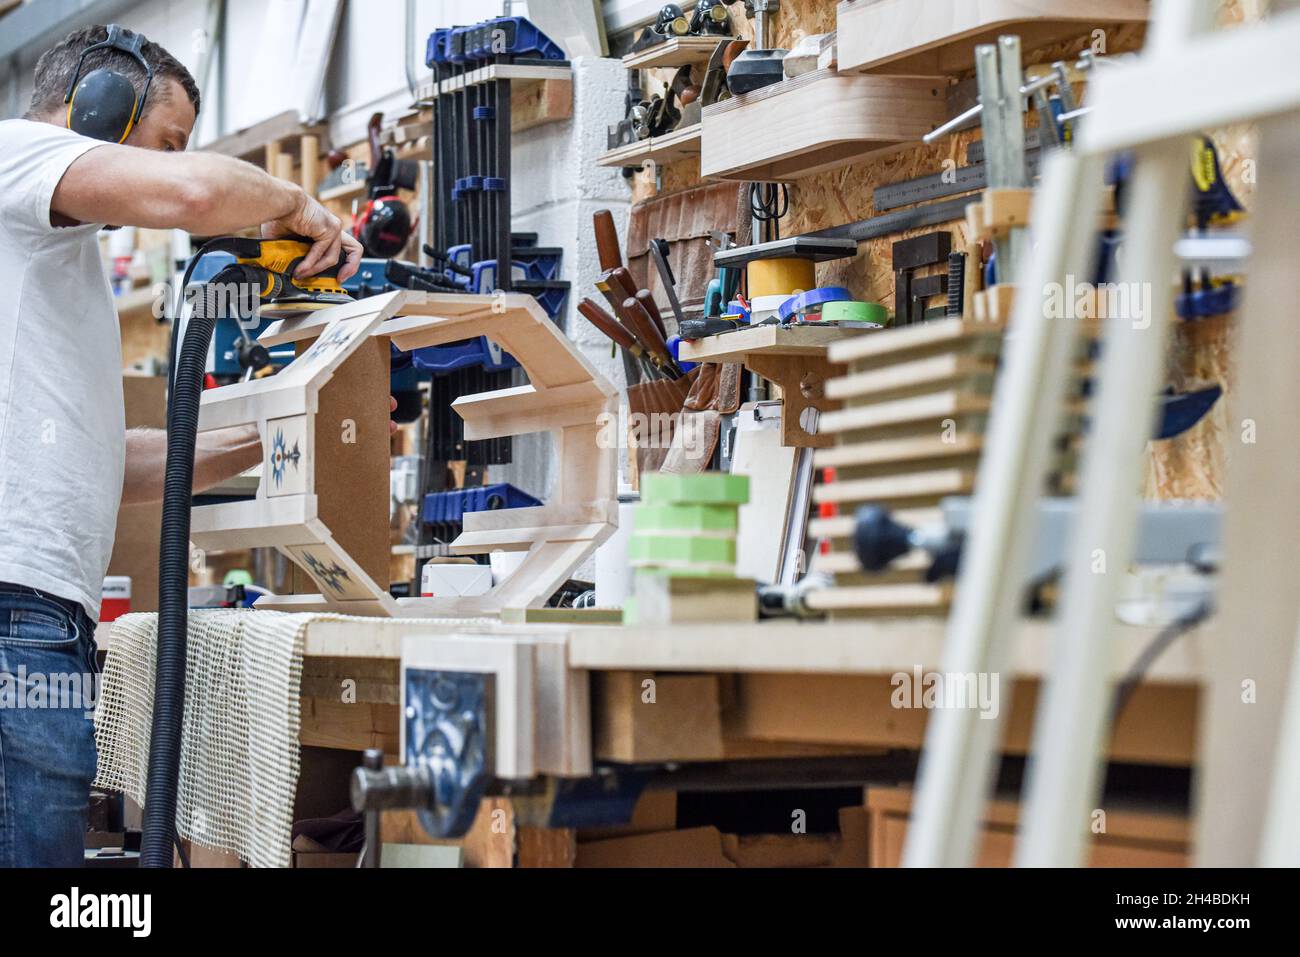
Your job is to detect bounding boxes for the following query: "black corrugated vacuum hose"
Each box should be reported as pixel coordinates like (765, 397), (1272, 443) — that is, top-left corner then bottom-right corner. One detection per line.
(139, 262), (245, 867)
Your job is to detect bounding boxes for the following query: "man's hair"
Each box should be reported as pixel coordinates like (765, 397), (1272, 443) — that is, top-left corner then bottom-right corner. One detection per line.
(25, 24), (201, 120)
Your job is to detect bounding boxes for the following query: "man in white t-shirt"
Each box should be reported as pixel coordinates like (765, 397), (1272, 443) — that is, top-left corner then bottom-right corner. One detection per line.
(0, 24), (364, 866)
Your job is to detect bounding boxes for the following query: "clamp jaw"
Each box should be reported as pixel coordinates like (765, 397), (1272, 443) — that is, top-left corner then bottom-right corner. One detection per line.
(349, 632), (584, 850)
(351, 670), (495, 844)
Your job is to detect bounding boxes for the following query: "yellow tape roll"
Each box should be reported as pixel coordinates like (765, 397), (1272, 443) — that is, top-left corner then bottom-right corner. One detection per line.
(747, 257), (816, 299)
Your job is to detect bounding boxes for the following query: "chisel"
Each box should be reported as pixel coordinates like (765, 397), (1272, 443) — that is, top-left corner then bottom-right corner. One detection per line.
(636, 289), (669, 339)
(594, 272), (674, 376)
(579, 297), (661, 380)
(578, 297), (638, 352)
(593, 270), (632, 319)
(593, 209), (623, 272)
(608, 265), (640, 302)
(623, 295), (677, 371)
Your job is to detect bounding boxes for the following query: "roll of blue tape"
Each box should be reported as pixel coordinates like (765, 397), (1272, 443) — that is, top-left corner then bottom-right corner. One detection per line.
(777, 286), (854, 322)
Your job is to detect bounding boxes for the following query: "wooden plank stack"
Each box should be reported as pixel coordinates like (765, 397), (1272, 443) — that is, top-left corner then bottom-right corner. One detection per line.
(806, 317), (1001, 616)
(802, 177), (1116, 616)
(804, 316), (1094, 616)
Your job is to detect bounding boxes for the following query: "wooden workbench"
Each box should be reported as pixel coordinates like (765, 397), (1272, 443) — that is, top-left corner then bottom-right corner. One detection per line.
(295, 615), (1202, 767)
(112, 612), (1200, 866)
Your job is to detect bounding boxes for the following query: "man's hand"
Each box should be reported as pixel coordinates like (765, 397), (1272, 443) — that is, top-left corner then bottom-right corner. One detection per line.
(262, 190), (363, 284)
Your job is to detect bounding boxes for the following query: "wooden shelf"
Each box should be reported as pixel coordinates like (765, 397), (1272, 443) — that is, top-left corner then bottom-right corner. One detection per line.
(622, 35), (727, 70)
(597, 121), (703, 169)
(414, 65), (573, 133)
(201, 109), (328, 163)
(318, 179), (367, 203)
(836, 0), (1150, 76)
(700, 69), (948, 182)
(680, 324), (876, 448)
(679, 323), (867, 364)
(415, 63), (572, 102)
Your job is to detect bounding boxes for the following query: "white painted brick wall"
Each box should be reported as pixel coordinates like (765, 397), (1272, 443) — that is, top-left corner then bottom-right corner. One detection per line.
(493, 55), (633, 537)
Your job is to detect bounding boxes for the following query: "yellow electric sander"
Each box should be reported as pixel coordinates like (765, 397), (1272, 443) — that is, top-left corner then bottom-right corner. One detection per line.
(227, 236), (354, 316)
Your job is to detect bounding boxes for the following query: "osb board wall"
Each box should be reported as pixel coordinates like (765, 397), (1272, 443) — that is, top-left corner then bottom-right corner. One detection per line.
(1141, 0), (1260, 499)
(630, 0), (1263, 501)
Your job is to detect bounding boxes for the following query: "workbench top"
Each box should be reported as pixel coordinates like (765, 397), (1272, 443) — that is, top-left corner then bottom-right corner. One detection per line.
(98, 612), (1204, 768)
(292, 614), (1204, 686)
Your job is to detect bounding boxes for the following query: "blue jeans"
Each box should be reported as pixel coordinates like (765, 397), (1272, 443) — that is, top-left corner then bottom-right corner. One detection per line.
(0, 584), (99, 867)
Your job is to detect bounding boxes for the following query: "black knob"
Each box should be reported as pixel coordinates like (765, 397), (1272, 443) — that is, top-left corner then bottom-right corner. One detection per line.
(234, 338), (271, 373)
(853, 506), (914, 571)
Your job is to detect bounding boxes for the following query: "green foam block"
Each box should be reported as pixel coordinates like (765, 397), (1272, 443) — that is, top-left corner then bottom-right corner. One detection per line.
(640, 471), (749, 506)
(628, 534), (737, 566)
(634, 503), (739, 534)
(632, 566), (740, 580)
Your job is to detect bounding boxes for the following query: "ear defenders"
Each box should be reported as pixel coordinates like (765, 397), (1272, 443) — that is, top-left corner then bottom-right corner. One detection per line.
(64, 24), (154, 144)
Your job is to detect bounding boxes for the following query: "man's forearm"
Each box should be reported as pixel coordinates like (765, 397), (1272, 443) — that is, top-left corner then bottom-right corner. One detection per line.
(55, 144), (305, 236)
(121, 426), (262, 506)
(169, 152), (304, 235)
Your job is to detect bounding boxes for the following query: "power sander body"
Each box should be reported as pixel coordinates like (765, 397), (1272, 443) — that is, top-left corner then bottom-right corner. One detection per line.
(228, 237), (354, 313)
(193, 236), (354, 317)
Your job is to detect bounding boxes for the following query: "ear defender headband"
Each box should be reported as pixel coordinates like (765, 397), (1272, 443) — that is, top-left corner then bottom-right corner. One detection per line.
(64, 24), (154, 144)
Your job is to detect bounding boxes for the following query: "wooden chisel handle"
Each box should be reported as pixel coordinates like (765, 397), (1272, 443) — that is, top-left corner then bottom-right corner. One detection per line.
(636, 289), (669, 339)
(608, 266), (639, 303)
(623, 296), (674, 366)
(578, 297), (638, 352)
(593, 210), (623, 273)
(593, 278), (626, 318)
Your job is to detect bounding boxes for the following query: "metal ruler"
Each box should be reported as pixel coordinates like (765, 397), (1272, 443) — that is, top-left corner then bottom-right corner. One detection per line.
(805, 194), (975, 243)
(873, 133), (1045, 212)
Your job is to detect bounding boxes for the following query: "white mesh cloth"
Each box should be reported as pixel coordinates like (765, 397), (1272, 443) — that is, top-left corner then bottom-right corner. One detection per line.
(94, 608), (503, 868)
(94, 609), (318, 869)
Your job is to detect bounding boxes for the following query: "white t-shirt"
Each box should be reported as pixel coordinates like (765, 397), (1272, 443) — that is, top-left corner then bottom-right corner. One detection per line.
(0, 119), (123, 620)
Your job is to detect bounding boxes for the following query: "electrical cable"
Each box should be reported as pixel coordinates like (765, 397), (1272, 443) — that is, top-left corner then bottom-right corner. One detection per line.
(142, 253), (244, 867)
(749, 181), (789, 241)
(1109, 596), (1214, 727)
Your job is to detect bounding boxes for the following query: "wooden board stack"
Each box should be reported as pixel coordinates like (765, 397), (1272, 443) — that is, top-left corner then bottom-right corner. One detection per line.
(802, 179), (1117, 616)
(804, 313), (1093, 617)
